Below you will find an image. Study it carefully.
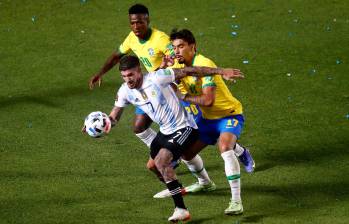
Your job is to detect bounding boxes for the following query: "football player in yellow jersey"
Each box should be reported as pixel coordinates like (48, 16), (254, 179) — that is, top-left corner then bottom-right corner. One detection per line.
(162, 29), (255, 215)
(88, 4), (166, 150)
(88, 4), (216, 198)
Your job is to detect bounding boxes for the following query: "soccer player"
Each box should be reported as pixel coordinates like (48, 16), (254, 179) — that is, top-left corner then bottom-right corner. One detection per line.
(159, 29), (255, 215)
(108, 55), (243, 222)
(88, 4), (213, 191)
(89, 4), (171, 146)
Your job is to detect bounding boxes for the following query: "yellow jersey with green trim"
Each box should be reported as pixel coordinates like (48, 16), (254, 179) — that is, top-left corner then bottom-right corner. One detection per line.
(176, 54), (243, 119)
(119, 28), (173, 72)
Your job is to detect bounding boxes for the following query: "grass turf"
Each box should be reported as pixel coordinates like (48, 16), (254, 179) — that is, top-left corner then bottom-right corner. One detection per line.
(0, 0), (348, 223)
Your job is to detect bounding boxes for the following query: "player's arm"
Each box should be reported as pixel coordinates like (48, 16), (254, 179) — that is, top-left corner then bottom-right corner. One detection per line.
(180, 86), (216, 107)
(172, 66), (244, 81)
(89, 51), (126, 89)
(109, 106), (124, 127)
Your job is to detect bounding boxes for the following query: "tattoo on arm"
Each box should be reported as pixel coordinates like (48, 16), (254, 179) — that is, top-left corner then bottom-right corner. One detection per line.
(172, 66), (223, 80)
(110, 106), (124, 124)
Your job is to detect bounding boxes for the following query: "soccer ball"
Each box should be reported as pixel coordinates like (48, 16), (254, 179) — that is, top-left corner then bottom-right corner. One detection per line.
(84, 111), (111, 138)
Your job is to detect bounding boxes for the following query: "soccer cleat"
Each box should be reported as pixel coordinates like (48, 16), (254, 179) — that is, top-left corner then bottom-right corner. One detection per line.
(224, 200), (243, 215)
(153, 188), (186, 199)
(153, 181), (216, 198)
(238, 148), (255, 173)
(184, 181), (216, 193)
(168, 207), (191, 223)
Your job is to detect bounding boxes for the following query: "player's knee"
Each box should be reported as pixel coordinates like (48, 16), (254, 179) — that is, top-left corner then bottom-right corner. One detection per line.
(181, 152), (195, 161)
(133, 124), (146, 134)
(154, 156), (166, 172)
(133, 115), (151, 134)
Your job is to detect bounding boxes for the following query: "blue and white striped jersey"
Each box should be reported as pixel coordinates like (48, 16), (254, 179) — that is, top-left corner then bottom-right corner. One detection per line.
(115, 68), (197, 135)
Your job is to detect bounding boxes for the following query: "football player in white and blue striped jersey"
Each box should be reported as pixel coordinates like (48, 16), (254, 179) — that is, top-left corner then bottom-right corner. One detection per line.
(108, 55), (243, 222)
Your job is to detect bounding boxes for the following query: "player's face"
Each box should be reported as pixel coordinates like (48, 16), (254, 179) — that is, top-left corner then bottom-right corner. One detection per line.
(120, 66), (143, 89)
(172, 39), (195, 65)
(129, 14), (149, 39)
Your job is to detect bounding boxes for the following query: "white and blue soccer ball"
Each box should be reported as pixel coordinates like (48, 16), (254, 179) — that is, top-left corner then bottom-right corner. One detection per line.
(84, 111), (111, 138)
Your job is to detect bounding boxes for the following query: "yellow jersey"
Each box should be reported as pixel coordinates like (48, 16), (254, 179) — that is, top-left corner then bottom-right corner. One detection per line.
(177, 54), (243, 119)
(119, 28), (173, 72)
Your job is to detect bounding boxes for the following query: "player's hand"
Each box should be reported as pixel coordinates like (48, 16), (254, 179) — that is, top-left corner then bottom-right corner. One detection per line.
(109, 116), (117, 127)
(160, 55), (175, 69)
(175, 89), (186, 100)
(89, 74), (102, 90)
(221, 69), (244, 82)
(81, 125), (86, 133)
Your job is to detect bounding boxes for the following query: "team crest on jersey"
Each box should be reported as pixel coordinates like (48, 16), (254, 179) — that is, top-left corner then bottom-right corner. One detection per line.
(148, 48), (155, 56)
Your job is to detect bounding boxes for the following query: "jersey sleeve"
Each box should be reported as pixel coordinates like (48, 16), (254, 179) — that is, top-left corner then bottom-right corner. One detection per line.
(114, 85), (130, 107)
(152, 68), (175, 86)
(118, 33), (132, 54)
(177, 82), (188, 94)
(158, 33), (175, 57)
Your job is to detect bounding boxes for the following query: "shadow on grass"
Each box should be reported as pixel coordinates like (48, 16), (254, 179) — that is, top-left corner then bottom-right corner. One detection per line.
(254, 141), (349, 172)
(188, 217), (215, 224)
(0, 95), (60, 108)
(0, 83), (117, 109)
(245, 180), (349, 200)
(254, 162), (275, 172)
(240, 214), (265, 223)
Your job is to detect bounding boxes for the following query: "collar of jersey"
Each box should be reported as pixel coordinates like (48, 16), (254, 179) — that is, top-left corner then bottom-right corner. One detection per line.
(138, 28), (152, 44)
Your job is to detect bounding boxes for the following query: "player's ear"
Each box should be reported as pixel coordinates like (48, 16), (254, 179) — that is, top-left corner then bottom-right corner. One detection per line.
(191, 44), (196, 53)
(146, 15), (150, 25)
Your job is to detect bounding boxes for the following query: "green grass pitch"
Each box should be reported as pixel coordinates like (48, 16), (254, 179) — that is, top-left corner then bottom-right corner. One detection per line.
(0, 0), (348, 223)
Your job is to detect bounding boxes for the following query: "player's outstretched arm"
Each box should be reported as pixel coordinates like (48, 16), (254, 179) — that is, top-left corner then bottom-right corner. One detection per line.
(109, 106), (124, 127)
(89, 51), (126, 90)
(172, 66), (244, 81)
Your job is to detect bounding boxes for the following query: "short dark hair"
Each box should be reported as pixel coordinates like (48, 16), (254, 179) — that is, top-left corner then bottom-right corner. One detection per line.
(119, 55), (140, 71)
(170, 29), (196, 45)
(128, 4), (149, 15)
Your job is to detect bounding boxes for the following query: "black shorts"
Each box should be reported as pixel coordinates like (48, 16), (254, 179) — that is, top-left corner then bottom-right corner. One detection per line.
(150, 126), (199, 161)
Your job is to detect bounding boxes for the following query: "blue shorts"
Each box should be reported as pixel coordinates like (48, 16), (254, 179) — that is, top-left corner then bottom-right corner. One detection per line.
(135, 106), (146, 115)
(180, 101), (202, 123)
(197, 115), (245, 145)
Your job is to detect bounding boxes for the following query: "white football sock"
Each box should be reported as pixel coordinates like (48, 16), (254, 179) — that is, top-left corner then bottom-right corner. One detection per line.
(221, 150), (241, 202)
(182, 154), (211, 185)
(233, 143), (244, 157)
(135, 128), (157, 148)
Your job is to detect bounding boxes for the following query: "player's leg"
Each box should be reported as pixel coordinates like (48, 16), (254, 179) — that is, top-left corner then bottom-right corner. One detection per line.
(216, 116), (245, 214)
(181, 140), (216, 193)
(153, 133), (215, 198)
(234, 143), (255, 173)
(133, 107), (156, 147)
(147, 157), (181, 182)
(146, 157), (165, 183)
(218, 132), (243, 215)
(154, 148), (190, 222)
(227, 115), (255, 173)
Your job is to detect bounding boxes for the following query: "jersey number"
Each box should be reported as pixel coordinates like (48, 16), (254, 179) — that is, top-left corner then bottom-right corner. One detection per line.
(140, 57), (152, 68)
(227, 119), (238, 127)
(185, 104), (199, 115)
